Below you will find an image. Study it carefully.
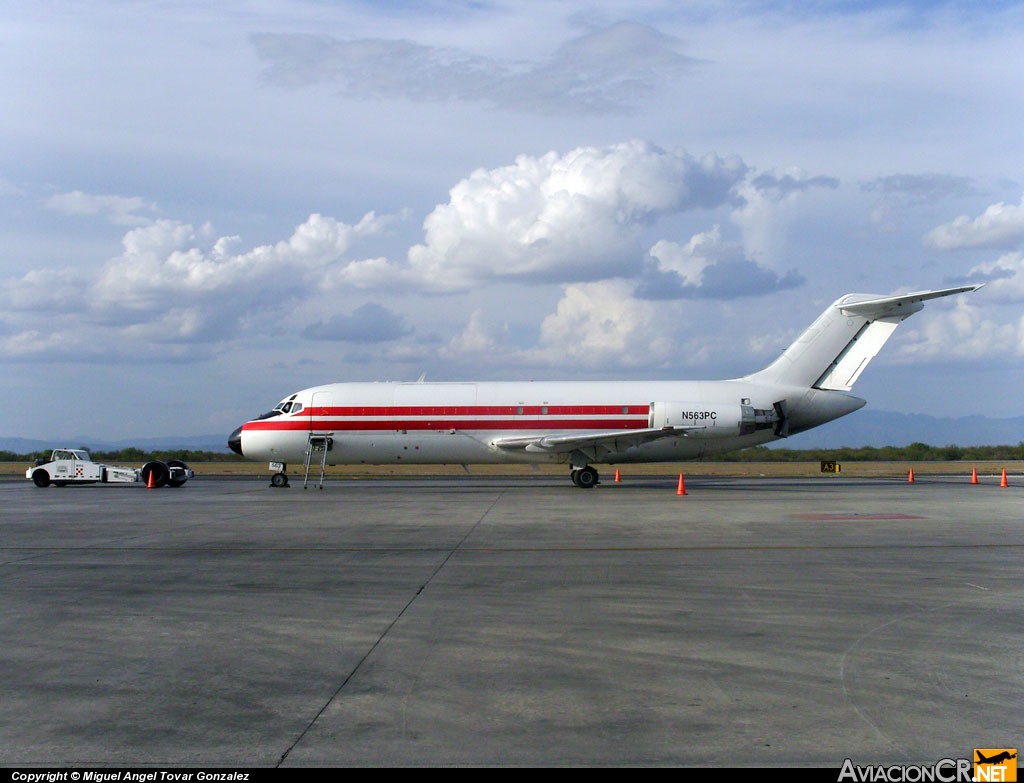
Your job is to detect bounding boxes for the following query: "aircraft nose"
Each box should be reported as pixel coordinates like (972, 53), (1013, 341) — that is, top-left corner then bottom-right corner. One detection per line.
(228, 426), (243, 456)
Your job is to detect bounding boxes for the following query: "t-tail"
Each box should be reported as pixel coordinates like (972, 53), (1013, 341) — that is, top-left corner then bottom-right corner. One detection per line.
(740, 285), (982, 437)
(745, 285), (982, 391)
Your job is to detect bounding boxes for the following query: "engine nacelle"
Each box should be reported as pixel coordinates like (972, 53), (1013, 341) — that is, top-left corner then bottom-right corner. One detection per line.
(649, 401), (782, 437)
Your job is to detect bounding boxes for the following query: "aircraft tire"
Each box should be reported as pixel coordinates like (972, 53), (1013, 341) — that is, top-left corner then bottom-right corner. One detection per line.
(32, 469), (50, 488)
(574, 466), (599, 489)
(270, 472), (289, 488)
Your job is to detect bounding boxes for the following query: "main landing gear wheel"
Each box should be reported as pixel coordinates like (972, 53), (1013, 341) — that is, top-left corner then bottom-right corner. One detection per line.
(570, 466), (599, 488)
(270, 472), (290, 488)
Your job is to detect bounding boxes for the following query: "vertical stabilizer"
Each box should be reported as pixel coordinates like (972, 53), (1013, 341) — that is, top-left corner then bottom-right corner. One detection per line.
(743, 285), (981, 391)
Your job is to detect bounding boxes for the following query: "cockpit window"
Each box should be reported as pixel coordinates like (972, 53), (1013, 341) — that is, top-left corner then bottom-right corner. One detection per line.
(254, 393), (300, 420)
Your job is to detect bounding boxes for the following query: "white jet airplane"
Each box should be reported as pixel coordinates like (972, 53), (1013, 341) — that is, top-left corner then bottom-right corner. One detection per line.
(229, 285), (980, 488)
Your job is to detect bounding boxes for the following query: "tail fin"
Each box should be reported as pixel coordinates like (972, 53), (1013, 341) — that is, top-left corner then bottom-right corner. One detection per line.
(744, 285), (982, 390)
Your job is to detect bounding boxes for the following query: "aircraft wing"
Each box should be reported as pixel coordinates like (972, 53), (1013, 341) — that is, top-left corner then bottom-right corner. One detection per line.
(491, 426), (695, 459)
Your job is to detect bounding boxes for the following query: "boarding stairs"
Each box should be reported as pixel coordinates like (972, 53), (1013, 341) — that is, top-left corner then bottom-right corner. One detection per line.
(303, 432), (334, 489)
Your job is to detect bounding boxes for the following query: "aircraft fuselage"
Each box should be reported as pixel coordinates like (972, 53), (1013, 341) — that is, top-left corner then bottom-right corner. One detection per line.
(232, 378), (863, 466)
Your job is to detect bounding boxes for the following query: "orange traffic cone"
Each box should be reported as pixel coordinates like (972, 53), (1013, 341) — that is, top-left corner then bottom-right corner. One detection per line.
(146, 469), (155, 489)
(676, 473), (687, 496)
(1000, 469), (1008, 488)
(907, 468), (915, 484)
(970, 467), (978, 485)
(614, 468), (621, 483)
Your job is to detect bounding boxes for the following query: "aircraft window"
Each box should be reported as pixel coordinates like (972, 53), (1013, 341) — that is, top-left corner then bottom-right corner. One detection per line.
(622, 406), (629, 414)
(280, 402), (292, 413)
(291, 403), (303, 414)
(541, 406), (549, 414)
(517, 406), (524, 415)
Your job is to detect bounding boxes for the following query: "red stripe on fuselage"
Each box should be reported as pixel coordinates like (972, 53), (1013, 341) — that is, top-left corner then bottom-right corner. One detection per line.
(241, 404), (652, 433)
(313, 405), (650, 416)
(244, 418), (648, 432)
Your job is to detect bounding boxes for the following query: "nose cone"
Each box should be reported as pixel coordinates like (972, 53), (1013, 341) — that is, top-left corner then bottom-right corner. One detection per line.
(228, 426), (243, 456)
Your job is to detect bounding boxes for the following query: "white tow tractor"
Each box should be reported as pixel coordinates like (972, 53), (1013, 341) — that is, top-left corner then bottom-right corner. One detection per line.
(27, 449), (194, 488)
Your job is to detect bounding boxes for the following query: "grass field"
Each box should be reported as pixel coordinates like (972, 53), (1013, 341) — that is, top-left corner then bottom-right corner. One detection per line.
(5, 460), (1023, 480)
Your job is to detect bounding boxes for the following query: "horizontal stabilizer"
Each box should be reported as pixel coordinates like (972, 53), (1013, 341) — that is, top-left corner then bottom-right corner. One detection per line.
(836, 285), (983, 318)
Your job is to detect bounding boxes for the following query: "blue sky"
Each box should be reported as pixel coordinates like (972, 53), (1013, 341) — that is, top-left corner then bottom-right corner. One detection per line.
(2, 0), (1023, 441)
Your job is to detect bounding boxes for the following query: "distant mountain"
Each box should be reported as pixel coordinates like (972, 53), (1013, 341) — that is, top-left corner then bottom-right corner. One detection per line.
(3, 411), (1023, 456)
(778, 410), (1024, 449)
(0, 435), (232, 455)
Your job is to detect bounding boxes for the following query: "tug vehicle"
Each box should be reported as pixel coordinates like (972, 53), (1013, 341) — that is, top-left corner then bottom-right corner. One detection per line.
(27, 448), (193, 488)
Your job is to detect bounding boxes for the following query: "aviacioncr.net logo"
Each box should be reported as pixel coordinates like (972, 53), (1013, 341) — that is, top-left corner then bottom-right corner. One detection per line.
(974, 749), (1017, 782)
(838, 758), (973, 782)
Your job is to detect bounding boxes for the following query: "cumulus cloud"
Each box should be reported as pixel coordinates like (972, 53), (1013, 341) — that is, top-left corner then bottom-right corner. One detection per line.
(525, 280), (673, 368)
(635, 226), (804, 299)
(302, 302), (410, 342)
(949, 251), (1024, 304)
(3, 143), (840, 370)
(91, 212), (385, 317)
(257, 142), (810, 303)
(653, 230), (732, 287)
(730, 168), (838, 263)
(0, 321), (210, 365)
(405, 140), (747, 290)
(0, 212), (392, 359)
(440, 310), (506, 359)
(0, 141), (760, 365)
(318, 256), (413, 292)
(0, 327), (88, 362)
(251, 22), (698, 115)
(924, 196), (1024, 250)
(893, 298), (1024, 361)
(46, 190), (157, 226)
(1, 269), (92, 313)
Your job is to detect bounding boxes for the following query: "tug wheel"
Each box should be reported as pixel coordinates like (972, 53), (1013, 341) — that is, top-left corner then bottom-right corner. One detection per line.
(166, 459), (191, 488)
(140, 461), (169, 488)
